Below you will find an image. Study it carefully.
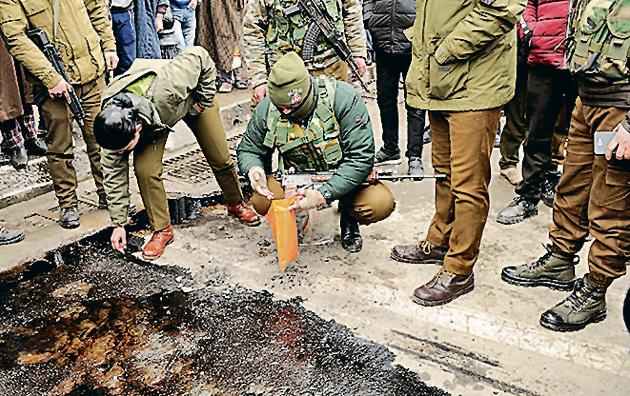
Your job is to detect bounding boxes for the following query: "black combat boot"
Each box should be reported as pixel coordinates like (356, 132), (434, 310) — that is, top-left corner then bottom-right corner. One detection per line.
(7, 146), (28, 170)
(496, 196), (538, 225)
(540, 275), (608, 332)
(59, 206), (80, 229)
(0, 224), (25, 245)
(501, 244), (578, 291)
(374, 147), (401, 165)
(24, 138), (47, 156)
(340, 209), (362, 253)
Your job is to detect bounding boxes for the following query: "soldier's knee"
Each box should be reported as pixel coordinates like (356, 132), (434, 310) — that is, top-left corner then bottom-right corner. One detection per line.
(135, 164), (163, 183)
(351, 182), (396, 224)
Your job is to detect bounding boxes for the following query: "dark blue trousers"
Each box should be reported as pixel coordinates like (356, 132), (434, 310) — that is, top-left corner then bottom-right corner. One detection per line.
(111, 9), (137, 76)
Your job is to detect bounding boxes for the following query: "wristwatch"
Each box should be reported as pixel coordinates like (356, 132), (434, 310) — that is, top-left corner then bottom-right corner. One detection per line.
(320, 187), (333, 206)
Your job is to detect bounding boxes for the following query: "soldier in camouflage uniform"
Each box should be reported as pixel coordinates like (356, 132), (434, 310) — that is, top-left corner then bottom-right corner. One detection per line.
(237, 52), (395, 252)
(243, 0), (368, 104)
(502, 0), (630, 332)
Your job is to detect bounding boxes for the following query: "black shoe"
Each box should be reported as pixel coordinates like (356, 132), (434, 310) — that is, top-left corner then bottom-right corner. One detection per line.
(24, 138), (47, 156)
(59, 206), (80, 229)
(340, 210), (362, 253)
(496, 196), (538, 225)
(375, 147), (401, 165)
(7, 146), (28, 170)
(0, 225), (25, 245)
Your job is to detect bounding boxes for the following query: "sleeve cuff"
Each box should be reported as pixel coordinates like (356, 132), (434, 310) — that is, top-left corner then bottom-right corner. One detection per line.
(318, 184), (335, 204)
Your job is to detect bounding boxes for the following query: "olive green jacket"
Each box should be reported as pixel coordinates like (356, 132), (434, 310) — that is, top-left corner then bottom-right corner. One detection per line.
(405, 0), (526, 111)
(100, 47), (217, 226)
(0, 0), (115, 89)
(237, 80), (374, 201)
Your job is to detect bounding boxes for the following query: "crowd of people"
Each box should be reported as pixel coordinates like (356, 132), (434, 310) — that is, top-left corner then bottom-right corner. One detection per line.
(0, 0), (628, 334)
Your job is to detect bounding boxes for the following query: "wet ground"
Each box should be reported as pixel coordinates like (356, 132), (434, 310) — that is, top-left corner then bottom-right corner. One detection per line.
(0, 231), (449, 396)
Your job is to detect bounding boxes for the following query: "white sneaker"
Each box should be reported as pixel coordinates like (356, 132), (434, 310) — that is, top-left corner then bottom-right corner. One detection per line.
(500, 167), (522, 186)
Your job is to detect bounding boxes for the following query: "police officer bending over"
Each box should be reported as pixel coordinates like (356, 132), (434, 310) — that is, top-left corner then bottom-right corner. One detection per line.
(237, 52), (395, 252)
(94, 47), (260, 260)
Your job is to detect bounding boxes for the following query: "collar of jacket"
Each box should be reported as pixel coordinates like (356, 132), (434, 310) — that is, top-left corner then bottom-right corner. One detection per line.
(126, 92), (172, 133)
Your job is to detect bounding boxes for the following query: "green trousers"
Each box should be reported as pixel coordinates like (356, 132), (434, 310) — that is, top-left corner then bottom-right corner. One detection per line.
(41, 75), (106, 208)
(134, 102), (243, 231)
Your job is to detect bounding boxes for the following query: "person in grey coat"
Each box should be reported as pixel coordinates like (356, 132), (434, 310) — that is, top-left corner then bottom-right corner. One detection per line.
(363, 0), (427, 176)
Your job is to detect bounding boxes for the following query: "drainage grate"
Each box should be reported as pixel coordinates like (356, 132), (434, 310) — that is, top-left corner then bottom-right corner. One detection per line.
(162, 133), (242, 186)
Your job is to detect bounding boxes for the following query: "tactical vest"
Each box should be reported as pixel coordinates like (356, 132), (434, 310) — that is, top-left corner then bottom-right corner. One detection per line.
(567, 0), (630, 84)
(266, 0), (345, 63)
(263, 76), (343, 172)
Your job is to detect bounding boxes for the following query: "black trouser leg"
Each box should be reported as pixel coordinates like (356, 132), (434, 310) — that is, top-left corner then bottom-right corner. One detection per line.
(375, 51), (403, 154)
(400, 53), (424, 159)
(516, 66), (572, 200)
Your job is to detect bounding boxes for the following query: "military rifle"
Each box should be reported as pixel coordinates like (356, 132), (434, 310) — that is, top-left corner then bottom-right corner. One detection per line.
(26, 28), (86, 127)
(283, 0), (371, 92)
(278, 167), (447, 189)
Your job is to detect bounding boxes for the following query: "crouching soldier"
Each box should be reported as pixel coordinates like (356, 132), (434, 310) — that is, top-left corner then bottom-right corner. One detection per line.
(94, 46), (260, 260)
(237, 52), (395, 252)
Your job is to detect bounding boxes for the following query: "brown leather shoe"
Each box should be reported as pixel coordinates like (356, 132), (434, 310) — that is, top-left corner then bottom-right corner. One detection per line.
(391, 240), (447, 264)
(227, 201), (261, 226)
(412, 268), (474, 306)
(142, 225), (174, 260)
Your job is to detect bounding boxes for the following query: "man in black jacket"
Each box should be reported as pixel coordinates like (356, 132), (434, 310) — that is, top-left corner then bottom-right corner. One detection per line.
(363, 0), (426, 176)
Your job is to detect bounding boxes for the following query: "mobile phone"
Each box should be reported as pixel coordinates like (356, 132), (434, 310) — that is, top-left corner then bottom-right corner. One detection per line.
(594, 131), (616, 155)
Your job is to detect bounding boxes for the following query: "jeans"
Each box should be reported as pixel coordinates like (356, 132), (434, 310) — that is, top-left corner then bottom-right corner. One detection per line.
(516, 65), (578, 200)
(171, 7), (196, 48)
(111, 9), (137, 76)
(375, 51), (425, 158)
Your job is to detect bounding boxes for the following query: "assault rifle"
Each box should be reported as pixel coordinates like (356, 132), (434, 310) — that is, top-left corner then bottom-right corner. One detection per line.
(283, 0), (371, 92)
(278, 167), (447, 189)
(26, 28), (86, 127)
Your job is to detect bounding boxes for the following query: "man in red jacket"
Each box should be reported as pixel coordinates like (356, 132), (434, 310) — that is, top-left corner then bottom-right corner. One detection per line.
(497, 0), (578, 225)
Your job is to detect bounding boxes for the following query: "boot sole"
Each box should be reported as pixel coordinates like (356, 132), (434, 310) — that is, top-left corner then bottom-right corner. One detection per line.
(0, 233), (25, 245)
(540, 310), (607, 332)
(501, 271), (576, 291)
(390, 252), (444, 265)
(142, 236), (174, 261)
(411, 283), (475, 307)
(229, 213), (262, 227)
(59, 220), (80, 229)
(496, 208), (538, 225)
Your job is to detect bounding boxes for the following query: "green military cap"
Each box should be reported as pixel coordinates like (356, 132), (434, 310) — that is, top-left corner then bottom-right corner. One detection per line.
(268, 52), (312, 108)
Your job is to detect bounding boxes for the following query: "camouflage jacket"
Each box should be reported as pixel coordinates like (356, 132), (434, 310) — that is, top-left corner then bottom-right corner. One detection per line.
(243, 0), (367, 88)
(237, 79), (374, 202)
(0, 0), (115, 89)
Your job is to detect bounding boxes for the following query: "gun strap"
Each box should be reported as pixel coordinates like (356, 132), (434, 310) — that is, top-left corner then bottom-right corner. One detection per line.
(53, 0), (59, 40)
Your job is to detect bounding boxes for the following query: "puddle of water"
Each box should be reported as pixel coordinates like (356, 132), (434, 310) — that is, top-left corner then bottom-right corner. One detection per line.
(0, 233), (449, 396)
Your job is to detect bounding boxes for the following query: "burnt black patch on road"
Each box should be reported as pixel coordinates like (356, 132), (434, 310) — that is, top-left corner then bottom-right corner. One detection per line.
(0, 234), (448, 396)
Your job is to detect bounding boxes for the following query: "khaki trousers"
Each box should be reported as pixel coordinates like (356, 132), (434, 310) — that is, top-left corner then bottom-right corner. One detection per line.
(550, 98), (630, 285)
(251, 177), (395, 225)
(41, 76), (106, 208)
(134, 102), (243, 231)
(426, 109), (501, 275)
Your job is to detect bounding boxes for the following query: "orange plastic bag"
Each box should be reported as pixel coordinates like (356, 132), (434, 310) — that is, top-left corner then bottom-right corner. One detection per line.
(265, 197), (299, 272)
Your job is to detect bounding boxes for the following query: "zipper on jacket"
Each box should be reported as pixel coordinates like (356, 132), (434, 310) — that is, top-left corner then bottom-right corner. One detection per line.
(390, 0), (397, 53)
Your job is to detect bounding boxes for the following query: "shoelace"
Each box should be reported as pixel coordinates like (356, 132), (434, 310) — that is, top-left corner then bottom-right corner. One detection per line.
(418, 240), (432, 255)
(565, 284), (591, 311)
(526, 244), (554, 271)
(426, 268), (456, 287)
